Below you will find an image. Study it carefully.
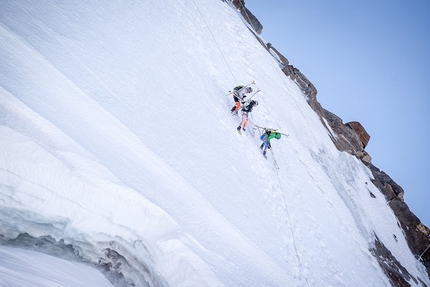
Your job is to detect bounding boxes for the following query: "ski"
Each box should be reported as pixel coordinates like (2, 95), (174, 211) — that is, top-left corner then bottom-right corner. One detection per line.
(226, 80), (256, 96)
(242, 80), (256, 88)
(237, 128), (248, 135)
(270, 149), (279, 170)
(240, 89), (260, 105)
(273, 160), (279, 170)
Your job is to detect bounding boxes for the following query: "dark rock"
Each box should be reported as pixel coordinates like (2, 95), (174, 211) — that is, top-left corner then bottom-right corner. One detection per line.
(346, 121), (370, 149)
(232, 0), (263, 34)
(267, 43), (289, 66)
(371, 236), (417, 287)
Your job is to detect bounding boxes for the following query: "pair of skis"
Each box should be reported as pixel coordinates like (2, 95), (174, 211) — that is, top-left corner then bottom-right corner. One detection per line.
(226, 80), (256, 96)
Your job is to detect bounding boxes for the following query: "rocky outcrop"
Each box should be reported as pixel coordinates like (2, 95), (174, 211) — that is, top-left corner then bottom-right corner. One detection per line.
(372, 235), (429, 287)
(370, 164), (430, 273)
(295, 60), (430, 276)
(266, 43), (289, 67)
(346, 121), (370, 149)
(280, 64), (374, 166)
(269, 38), (430, 276)
(258, 30), (430, 276)
(231, 0), (263, 34)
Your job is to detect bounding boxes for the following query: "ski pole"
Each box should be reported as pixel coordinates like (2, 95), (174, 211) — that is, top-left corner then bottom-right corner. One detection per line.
(270, 148), (279, 170)
(241, 80), (256, 88)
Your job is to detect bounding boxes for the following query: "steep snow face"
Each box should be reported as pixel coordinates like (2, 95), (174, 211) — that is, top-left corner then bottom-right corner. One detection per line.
(0, 245), (114, 287)
(0, 0), (428, 286)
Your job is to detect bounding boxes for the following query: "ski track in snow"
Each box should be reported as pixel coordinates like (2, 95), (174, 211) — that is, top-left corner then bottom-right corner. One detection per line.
(0, 0), (428, 286)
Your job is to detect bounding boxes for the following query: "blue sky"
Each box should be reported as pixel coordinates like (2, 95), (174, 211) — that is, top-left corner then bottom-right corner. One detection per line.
(245, 0), (430, 227)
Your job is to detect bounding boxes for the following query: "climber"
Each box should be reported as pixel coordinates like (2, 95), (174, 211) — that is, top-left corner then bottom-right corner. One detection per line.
(230, 85), (253, 115)
(237, 99), (258, 133)
(260, 128), (281, 157)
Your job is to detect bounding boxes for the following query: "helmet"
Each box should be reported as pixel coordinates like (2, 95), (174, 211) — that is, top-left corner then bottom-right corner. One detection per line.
(246, 87), (253, 93)
(254, 100), (258, 106)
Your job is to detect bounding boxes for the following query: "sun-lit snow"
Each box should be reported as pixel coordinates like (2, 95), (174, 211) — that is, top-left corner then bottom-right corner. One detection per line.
(0, 0), (428, 286)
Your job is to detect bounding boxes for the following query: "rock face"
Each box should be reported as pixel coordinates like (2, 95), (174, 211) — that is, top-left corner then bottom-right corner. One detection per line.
(266, 43), (289, 66)
(237, 0), (430, 282)
(286, 52), (430, 282)
(346, 121), (370, 149)
(231, 0), (263, 34)
(370, 164), (430, 270)
(286, 58), (430, 284)
(288, 55), (430, 281)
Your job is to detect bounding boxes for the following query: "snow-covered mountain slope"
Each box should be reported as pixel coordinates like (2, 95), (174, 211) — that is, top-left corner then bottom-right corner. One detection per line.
(0, 0), (428, 286)
(0, 245), (113, 287)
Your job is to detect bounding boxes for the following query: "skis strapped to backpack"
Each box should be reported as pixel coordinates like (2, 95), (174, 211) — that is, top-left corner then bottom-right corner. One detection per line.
(226, 80), (256, 95)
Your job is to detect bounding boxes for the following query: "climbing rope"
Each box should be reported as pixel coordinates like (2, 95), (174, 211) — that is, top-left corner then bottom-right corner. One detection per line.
(419, 243), (430, 261)
(226, 0), (320, 144)
(247, 118), (310, 285)
(226, 4), (313, 286)
(190, 0), (238, 85)
(273, 166), (311, 287)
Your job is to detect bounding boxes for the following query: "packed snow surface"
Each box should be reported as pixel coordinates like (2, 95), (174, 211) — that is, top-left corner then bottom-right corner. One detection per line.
(0, 245), (114, 287)
(0, 0), (428, 286)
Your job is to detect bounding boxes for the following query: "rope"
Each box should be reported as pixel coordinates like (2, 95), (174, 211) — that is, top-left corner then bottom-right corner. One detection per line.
(226, 9), (311, 279)
(419, 243), (430, 261)
(247, 119), (309, 285)
(273, 166), (311, 286)
(244, 121), (307, 281)
(190, 0), (238, 85)
(185, 3), (315, 285)
(269, 147), (279, 170)
(227, 0), (320, 144)
(226, 0), (319, 145)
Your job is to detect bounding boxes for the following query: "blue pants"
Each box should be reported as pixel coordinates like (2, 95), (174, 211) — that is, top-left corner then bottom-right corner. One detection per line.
(260, 134), (271, 151)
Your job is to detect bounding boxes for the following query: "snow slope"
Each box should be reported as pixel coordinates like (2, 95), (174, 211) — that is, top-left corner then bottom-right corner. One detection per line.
(0, 245), (113, 287)
(0, 0), (428, 286)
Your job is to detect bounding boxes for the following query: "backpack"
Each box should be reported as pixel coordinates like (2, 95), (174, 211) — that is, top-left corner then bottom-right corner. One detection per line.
(233, 85), (244, 92)
(260, 133), (268, 141)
